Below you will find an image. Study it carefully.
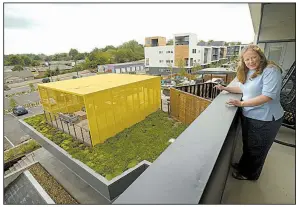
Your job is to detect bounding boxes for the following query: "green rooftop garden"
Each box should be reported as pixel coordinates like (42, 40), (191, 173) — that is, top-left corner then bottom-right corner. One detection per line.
(24, 110), (188, 180)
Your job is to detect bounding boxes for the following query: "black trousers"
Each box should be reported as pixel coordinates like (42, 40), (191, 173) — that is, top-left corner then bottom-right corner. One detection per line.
(238, 114), (283, 180)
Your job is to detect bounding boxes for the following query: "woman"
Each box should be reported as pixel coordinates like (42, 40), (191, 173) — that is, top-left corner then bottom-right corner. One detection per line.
(215, 44), (284, 181)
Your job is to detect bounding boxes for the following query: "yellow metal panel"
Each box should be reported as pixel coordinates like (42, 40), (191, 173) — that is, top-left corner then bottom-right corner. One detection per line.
(84, 76), (161, 146)
(84, 94), (101, 145)
(38, 74), (159, 95)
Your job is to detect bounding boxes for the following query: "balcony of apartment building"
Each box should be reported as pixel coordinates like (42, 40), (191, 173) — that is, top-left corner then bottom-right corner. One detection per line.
(211, 48), (219, 61)
(220, 48), (226, 59)
(151, 39), (160, 47)
(175, 35), (190, 46)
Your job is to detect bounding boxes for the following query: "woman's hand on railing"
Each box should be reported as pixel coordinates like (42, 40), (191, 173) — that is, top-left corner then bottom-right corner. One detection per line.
(214, 84), (226, 91)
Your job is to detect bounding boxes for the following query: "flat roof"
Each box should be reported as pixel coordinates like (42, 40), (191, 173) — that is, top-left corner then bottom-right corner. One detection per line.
(38, 74), (159, 96)
(196, 67), (236, 74)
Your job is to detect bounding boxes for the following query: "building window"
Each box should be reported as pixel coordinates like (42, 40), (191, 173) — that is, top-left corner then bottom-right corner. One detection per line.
(171, 60), (173, 63)
(171, 51), (173, 53)
(166, 51), (170, 53)
(166, 60), (170, 64)
(166, 69), (171, 72)
(192, 49), (196, 53)
(146, 39), (150, 45)
(159, 60), (164, 63)
(146, 58), (149, 66)
(159, 51), (163, 54)
(198, 50), (200, 53)
(194, 60), (196, 63)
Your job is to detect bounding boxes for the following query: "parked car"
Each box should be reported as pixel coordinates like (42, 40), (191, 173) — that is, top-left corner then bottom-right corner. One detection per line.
(42, 77), (50, 83)
(4, 84), (10, 91)
(12, 106), (28, 116)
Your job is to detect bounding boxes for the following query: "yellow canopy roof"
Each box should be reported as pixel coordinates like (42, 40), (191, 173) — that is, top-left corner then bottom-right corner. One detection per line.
(39, 74), (158, 95)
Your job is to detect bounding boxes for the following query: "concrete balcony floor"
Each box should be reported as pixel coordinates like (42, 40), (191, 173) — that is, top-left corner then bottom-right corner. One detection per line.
(222, 126), (295, 204)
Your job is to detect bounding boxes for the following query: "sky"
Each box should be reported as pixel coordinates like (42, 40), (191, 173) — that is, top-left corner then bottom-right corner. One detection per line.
(4, 3), (255, 55)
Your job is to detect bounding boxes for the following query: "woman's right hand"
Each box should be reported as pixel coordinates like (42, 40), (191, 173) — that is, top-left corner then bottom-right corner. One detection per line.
(214, 84), (225, 91)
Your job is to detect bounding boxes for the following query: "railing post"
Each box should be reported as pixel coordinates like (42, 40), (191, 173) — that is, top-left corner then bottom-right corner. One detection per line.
(89, 131), (93, 147)
(80, 127), (84, 143)
(197, 84), (200, 96)
(44, 110), (48, 123)
(60, 118), (65, 132)
(73, 124), (77, 140)
(66, 122), (70, 134)
(49, 112), (53, 126)
(54, 114), (59, 128)
(209, 83), (212, 99)
(201, 84), (204, 98)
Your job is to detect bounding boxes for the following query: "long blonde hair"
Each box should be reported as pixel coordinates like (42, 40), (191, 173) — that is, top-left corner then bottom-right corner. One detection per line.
(236, 44), (282, 84)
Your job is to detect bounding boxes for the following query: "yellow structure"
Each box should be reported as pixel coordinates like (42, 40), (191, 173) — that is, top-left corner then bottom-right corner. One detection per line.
(38, 74), (161, 146)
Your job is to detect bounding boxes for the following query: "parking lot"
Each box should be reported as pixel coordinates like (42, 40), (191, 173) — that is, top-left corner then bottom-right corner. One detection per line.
(4, 106), (43, 148)
(4, 71), (96, 151)
(4, 91), (40, 110)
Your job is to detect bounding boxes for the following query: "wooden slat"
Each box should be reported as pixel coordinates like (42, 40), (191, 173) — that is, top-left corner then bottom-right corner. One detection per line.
(170, 88), (211, 125)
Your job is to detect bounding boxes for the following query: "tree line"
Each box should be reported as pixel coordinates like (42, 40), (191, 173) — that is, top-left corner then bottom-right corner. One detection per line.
(4, 40), (145, 71)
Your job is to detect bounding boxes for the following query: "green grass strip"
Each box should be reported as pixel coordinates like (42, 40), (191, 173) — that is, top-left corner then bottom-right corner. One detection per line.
(4, 139), (41, 163)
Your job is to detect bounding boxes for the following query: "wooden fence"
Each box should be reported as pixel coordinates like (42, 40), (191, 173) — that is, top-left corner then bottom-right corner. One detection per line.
(170, 88), (211, 125)
(175, 82), (220, 100)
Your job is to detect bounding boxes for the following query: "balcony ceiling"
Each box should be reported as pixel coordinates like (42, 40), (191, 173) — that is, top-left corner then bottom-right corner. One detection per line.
(261, 4), (295, 28)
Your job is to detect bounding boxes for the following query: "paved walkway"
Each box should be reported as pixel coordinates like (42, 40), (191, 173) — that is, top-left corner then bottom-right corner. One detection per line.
(33, 148), (110, 204)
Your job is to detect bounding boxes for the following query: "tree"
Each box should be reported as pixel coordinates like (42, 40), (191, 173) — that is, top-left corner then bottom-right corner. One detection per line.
(69, 48), (79, 60)
(45, 69), (54, 78)
(166, 39), (174, 45)
(22, 55), (32, 66)
(9, 98), (18, 109)
(12, 65), (24, 71)
(29, 83), (35, 92)
(55, 66), (60, 76)
(209, 62), (217, 68)
(198, 40), (205, 44)
(102, 45), (116, 52)
(75, 53), (85, 60)
(179, 68), (187, 77)
(177, 59), (187, 77)
(192, 63), (202, 74)
(31, 60), (41, 66)
(167, 63), (174, 80)
(7, 55), (24, 66)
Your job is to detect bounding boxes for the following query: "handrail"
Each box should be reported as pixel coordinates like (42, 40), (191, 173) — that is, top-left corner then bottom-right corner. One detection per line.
(113, 80), (242, 204)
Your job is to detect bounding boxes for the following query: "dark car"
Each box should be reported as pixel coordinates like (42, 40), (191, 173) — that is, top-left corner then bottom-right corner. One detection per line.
(42, 77), (50, 83)
(12, 106), (28, 116)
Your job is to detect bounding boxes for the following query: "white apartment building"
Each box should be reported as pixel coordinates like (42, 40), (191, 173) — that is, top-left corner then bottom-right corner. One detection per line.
(144, 33), (228, 75)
